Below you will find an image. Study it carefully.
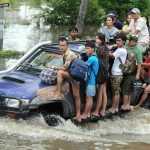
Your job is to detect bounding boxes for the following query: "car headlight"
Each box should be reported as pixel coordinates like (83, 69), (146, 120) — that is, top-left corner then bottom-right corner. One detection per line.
(5, 98), (20, 108)
(5, 98), (30, 108)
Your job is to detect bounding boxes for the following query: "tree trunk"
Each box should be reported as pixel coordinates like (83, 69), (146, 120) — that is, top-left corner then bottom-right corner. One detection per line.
(76, 0), (89, 34)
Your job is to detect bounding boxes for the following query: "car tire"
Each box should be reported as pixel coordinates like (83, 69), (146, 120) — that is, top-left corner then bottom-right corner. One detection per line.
(42, 113), (63, 126)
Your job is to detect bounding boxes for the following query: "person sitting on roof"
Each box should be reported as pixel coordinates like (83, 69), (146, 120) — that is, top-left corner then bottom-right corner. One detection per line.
(107, 11), (123, 30)
(99, 15), (119, 45)
(128, 8), (149, 53)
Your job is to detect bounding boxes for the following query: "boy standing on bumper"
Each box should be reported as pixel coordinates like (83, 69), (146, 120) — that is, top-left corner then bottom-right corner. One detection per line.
(109, 33), (127, 114)
(81, 40), (100, 120)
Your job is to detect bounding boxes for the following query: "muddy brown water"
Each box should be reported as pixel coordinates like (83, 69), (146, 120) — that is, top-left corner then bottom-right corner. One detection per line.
(0, 109), (150, 149)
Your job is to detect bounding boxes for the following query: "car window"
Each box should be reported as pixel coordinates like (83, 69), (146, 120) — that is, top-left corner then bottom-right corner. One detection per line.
(30, 51), (63, 69)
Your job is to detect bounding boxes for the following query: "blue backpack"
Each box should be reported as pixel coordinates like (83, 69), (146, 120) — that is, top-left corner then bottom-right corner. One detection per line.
(69, 58), (89, 81)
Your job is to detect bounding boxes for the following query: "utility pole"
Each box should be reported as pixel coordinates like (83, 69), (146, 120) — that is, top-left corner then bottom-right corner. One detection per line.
(0, 3), (9, 50)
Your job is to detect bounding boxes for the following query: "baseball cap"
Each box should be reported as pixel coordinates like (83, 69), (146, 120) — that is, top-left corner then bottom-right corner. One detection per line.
(130, 8), (141, 14)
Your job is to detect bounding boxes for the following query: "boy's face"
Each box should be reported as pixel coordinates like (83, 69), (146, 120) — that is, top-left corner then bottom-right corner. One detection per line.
(86, 46), (94, 56)
(116, 38), (124, 47)
(70, 31), (78, 38)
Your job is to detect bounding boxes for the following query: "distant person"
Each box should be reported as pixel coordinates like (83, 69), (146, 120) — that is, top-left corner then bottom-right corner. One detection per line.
(81, 40), (99, 120)
(108, 32), (127, 114)
(99, 15), (119, 45)
(68, 27), (80, 41)
(122, 13), (132, 33)
(129, 8), (149, 53)
(107, 12), (123, 30)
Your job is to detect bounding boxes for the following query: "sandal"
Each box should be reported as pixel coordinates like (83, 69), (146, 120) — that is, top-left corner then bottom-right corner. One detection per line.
(90, 114), (100, 122)
(81, 116), (91, 123)
(98, 112), (106, 120)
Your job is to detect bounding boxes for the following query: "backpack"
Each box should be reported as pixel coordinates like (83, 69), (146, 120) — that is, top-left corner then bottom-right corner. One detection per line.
(69, 58), (89, 81)
(40, 68), (57, 85)
(118, 57), (137, 75)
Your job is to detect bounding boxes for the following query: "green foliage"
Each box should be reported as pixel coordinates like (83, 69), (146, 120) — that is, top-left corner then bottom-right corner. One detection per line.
(7, 0), (150, 25)
(85, 0), (105, 25)
(38, 0), (80, 25)
(98, 0), (150, 20)
(0, 50), (23, 58)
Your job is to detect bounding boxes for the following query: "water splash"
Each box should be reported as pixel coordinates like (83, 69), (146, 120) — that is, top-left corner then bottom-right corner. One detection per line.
(0, 108), (150, 144)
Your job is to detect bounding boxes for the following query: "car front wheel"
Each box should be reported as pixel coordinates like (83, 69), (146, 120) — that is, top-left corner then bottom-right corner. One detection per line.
(42, 113), (63, 126)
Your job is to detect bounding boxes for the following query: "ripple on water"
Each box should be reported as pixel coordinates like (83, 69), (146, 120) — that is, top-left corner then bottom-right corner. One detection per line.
(0, 108), (150, 144)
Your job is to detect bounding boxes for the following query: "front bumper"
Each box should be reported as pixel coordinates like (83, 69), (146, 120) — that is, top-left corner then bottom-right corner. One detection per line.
(0, 96), (38, 118)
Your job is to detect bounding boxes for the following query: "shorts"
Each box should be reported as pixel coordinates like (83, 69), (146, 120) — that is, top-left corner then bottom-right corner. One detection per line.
(122, 75), (135, 95)
(86, 85), (96, 97)
(110, 75), (123, 96)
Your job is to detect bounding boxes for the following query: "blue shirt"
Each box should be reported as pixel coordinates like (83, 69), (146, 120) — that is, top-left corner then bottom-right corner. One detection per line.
(86, 55), (100, 85)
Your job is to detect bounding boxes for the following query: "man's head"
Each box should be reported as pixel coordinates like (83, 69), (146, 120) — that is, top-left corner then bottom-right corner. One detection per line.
(115, 32), (126, 48)
(127, 34), (138, 47)
(58, 36), (68, 53)
(85, 40), (95, 56)
(130, 8), (141, 20)
(69, 27), (79, 39)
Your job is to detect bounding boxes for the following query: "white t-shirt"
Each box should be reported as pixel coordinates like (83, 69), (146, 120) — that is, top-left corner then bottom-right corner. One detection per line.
(111, 47), (127, 75)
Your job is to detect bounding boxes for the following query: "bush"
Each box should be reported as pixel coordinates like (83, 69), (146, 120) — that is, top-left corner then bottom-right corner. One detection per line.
(0, 50), (23, 58)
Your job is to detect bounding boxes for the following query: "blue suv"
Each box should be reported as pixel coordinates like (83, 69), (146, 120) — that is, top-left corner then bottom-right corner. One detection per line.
(0, 41), (86, 126)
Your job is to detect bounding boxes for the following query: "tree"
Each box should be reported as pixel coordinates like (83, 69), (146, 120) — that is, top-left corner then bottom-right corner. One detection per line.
(76, 0), (89, 34)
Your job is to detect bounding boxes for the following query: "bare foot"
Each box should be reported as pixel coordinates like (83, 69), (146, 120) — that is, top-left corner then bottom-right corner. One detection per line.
(73, 116), (82, 122)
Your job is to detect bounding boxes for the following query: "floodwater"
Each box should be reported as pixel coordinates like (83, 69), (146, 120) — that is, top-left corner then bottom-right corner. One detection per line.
(0, 1), (150, 150)
(1, 109), (150, 150)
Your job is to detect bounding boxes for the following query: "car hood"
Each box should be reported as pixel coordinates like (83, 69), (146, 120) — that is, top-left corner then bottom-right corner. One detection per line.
(0, 71), (46, 100)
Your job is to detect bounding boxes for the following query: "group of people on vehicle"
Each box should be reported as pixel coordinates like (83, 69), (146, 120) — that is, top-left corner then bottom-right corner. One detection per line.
(52, 8), (150, 123)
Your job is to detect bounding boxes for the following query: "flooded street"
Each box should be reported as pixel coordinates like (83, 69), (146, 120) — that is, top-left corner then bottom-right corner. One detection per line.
(0, 1), (150, 150)
(0, 109), (150, 149)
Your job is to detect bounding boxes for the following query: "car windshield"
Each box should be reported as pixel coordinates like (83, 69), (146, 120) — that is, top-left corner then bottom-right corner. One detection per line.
(17, 50), (63, 75)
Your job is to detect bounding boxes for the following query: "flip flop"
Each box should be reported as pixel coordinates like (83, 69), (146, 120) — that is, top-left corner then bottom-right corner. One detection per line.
(81, 117), (91, 123)
(105, 111), (115, 119)
(90, 115), (100, 122)
(118, 109), (131, 118)
(98, 113), (106, 120)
